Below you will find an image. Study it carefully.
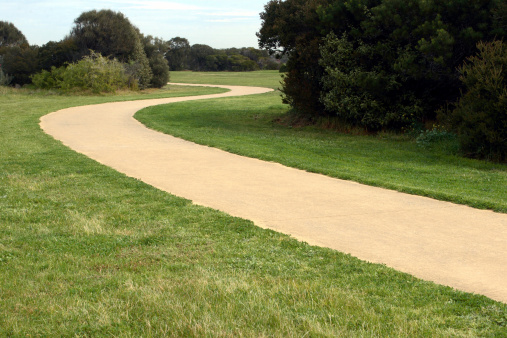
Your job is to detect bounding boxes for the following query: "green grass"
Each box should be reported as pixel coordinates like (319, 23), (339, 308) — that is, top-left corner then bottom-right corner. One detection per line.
(171, 70), (283, 89)
(135, 71), (507, 213)
(1, 81), (506, 336)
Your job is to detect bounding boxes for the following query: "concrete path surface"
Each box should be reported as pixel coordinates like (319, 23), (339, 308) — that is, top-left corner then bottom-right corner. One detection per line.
(40, 83), (507, 304)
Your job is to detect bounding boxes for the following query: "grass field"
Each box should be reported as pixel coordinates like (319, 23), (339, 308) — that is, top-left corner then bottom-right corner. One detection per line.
(0, 77), (506, 336)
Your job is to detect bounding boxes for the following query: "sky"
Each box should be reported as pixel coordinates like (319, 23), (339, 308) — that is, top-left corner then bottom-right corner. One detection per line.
(1, 0), (269, 49)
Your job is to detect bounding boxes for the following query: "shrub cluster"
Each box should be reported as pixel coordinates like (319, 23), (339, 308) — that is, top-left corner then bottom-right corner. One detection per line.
(259, 0), (506, 161)
(32, 52), (134, 93)
(449, 41), (507, 162)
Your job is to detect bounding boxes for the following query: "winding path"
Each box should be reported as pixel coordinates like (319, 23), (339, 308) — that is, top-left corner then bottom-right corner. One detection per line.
(40, 83), (507, 304)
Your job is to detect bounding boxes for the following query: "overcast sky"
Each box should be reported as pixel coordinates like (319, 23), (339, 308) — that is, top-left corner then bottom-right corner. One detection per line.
(2, 0), (269, 49)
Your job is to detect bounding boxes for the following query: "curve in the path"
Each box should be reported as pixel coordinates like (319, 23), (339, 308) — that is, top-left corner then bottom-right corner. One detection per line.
(40, 83), (507, 304)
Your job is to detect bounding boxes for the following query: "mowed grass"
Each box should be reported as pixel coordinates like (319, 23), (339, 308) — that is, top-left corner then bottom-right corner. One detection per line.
(136, 71), (507, 213)
(0, 82), (506, 336)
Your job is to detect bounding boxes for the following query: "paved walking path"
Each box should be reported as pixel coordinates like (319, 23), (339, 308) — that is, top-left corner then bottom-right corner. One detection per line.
(40, 83), (507, 304)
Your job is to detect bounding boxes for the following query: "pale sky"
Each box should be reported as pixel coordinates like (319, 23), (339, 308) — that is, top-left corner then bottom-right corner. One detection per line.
(1, 0), (269, 49)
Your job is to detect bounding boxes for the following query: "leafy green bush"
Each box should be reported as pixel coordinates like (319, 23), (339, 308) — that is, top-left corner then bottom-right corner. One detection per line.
(32, 52), (134, 93)
(0, 68), (11, 86)
(148, 52), (170, 88)
(449, 40), (507, 162)
(259, 0), (506, 131)
(0, 56), (12, 86)
(320, 32), (424, 131)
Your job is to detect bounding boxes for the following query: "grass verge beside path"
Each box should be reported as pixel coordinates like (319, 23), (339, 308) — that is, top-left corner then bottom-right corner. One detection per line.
(137, 71), (507, 213)
(1, 82), (506, 336)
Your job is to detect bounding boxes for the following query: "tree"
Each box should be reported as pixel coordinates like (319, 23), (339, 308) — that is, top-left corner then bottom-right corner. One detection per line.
(0, 56), (12, 86)
(142, 35), (170, 88)
(448, 41), (507, 162)
(71, 10), (138, 61)
(148, 52), (170, 88)
(189, 44), (215, 71)
(70, 10), (152, 88)
(37, 39), (79, 71)
(1, 43), (39, 86)
(166, 37), (190, 71)
(0, 21), (27, 48)
(258, 0), (329, 117)
(258, 0), (507, 130)
(318, 0), (506, 130)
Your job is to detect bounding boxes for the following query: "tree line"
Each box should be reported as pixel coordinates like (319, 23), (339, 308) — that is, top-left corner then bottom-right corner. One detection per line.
(258, 0), (506, 162)
(0, 10), (283, 90)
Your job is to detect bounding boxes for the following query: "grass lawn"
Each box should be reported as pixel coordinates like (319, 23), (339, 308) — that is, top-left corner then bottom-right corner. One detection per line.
(0, 80), (506, 336)
(136, 70), (507, 213)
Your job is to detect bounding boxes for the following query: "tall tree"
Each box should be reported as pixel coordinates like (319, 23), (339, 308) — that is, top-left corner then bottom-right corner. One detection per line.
(142, 35), (170, 88)
(37, 39), (79, 71)
(70, 10), (152, 88)
(1, 43), (39, 86)
(0, 21), (27, 48)
(166, 37), (190, 71)
(258, 0), (506, 130)
(258, 0), (329, 117)
(189, 44), (215, 71)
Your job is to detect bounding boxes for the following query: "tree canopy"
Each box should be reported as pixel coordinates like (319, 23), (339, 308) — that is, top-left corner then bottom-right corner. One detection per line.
(70, 9), (153, 88)
(258, 0), (507, 131)
(0, 21), (27, 48)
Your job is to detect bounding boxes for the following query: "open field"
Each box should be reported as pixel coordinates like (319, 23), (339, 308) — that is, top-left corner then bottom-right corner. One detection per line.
(137, 71), (507, 213)
(0, 79), (506, 336)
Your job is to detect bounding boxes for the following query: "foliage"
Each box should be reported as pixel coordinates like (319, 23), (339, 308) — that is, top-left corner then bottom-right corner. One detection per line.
(37, 39), (79, 71)
(69, 10), (152, 89)
(165, 39), (282, 72)
(165, 37), (190, 71)
(70, 10), (139, 62)
(320, 32), (423, 131)
(258, 0), (328, 117)
(141, 35), (170, 88)
(258, 0), (507, 131)
(0, 43), (39, 86)
(189, 44), (216, 71)
(31, 51), (132, 93)
(0, 55), (11, 86)
(0, 21), (27, 47)
(148, 52), (170, 88)
(448, 40), (507, 162)
(0, 68), (12, 86)
(205, 53), (259, 71)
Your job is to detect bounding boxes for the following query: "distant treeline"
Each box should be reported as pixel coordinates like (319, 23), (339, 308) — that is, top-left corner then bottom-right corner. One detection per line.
(165, 37), (284, 72)
(0, 10), (284, 90)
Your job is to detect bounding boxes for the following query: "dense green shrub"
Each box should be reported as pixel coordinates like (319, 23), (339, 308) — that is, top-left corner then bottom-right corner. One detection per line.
(259, 0), (506, 131)
(32, 52), (133, 93)
(0, 68), (12, 86)
(0, 43), (39, 86)
(148, 52), (170, 88)
(320, 32), (424, 131)
(449, 40), (507, 162)
(0, 56), (11, 86)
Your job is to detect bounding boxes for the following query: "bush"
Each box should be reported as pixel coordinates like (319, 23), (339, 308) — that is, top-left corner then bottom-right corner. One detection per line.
(320, 32), (424, 131)
(0, 67), (11, 86)
(148, 52), (170, 88)
(259, 0), (506, 130)
(0, 56), (12, 86)
(449, 40), (507, 162)
(32, 51), (133, 93)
